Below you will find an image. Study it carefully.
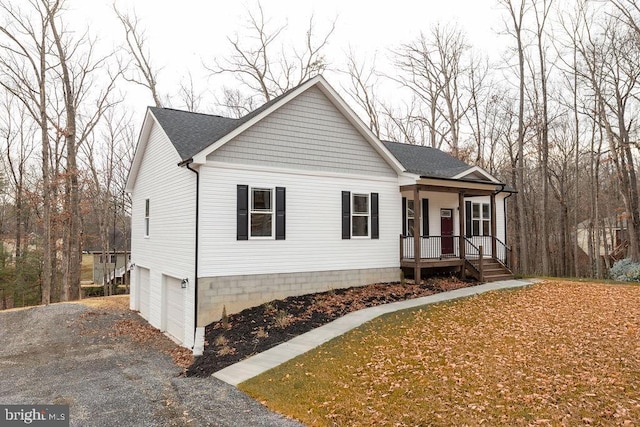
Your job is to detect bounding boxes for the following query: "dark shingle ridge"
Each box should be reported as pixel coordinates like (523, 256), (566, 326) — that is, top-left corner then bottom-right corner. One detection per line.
(382, 141), (478, 179)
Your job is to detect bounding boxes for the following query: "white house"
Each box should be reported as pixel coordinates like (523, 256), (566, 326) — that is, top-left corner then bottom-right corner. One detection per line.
(125, 75), (513, 351)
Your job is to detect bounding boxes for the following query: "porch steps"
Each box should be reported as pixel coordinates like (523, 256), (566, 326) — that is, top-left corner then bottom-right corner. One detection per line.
(469, 258), (514, 282)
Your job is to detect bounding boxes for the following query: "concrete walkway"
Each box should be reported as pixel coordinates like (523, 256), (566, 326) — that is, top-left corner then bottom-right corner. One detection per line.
(213, 279), (537, 386)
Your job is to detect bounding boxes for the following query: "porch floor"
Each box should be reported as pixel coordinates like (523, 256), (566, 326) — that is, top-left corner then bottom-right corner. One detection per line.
(401, 253), (494, 265)
(400, 257), (465, 268)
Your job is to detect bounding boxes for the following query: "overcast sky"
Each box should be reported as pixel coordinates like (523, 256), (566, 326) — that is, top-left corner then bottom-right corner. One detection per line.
(68, 0), (509, 117)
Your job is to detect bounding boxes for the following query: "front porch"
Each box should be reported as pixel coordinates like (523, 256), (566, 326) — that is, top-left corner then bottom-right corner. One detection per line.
(400, 181), (514, 283)
(400, 235), (514, 282)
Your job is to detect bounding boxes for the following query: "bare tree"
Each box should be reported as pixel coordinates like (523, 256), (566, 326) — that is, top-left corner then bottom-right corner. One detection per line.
(532, 0), (554, 275)
(0, 0), (58, 303)
(498, 0), (531, 274)
(114, 6), (163, 107)
(342, 50), (381, 137)
(609, 0), (640, 35)
(82, 109), (133, 295)
(391, 31), (445, 149)
(207, 2), (335, 114)
(0, 94), (36, 285)
(574, 9), (640, 261)
(177, 72), (204, 112)
(391, 23), (475, 156)
(380, 97), (431, 145)
(47, 0), (122, 300)
(1, 0), (122, 302)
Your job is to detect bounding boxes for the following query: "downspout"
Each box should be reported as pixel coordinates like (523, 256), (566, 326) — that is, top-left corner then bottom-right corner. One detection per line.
(182, 159), (200, 351)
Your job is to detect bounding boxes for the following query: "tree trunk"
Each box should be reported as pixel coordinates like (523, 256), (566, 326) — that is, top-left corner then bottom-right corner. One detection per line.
(50, 13), (81, 301)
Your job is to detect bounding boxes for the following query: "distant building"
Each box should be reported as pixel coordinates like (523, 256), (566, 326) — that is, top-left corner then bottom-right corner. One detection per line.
(92, 251), (131, 285)
(576, 216), (629, 259)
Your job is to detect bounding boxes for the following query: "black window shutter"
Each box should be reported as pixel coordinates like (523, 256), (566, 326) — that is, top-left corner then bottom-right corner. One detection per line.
(371, 193), (379, 239)
(237, 185), (248, 240)
(342, 191), (351, 239)
(422, 198), (429, 237)
(465, 200), (472, 238)
(275, 187), (286, 240)
(402, 197), (407, 236)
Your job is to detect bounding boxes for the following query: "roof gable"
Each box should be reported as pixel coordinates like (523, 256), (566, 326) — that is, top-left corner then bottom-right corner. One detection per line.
(131, 76), (404, 177)
(207, 86), (398, 177)
(190, 76), (404, 172)
(452, 165), (500, 183)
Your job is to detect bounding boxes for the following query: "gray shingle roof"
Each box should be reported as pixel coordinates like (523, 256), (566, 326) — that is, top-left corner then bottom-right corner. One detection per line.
(383, 141), (475, 179)
(149, 108), (238, 160)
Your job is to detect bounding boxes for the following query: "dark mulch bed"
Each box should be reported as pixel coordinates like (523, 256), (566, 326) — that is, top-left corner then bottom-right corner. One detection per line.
(186, 277), (477, 377)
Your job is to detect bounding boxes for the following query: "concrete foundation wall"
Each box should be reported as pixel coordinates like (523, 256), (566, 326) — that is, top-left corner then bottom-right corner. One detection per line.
(197, 267), (400, 326)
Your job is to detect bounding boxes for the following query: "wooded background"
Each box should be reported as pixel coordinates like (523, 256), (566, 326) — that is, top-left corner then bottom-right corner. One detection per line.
(1, 0), (639, 304)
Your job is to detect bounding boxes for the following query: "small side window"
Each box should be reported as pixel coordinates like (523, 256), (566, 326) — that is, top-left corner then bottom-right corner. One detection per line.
(144, 199), (150, 237)
(406, 200), (415, 237)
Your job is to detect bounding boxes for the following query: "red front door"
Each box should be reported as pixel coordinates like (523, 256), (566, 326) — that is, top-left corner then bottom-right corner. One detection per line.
(441, 209), (454, 255)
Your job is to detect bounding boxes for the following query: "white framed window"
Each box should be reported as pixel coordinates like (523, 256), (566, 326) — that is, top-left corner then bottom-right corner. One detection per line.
(472, 202), (490, 236)
(144, 199), (150, 237)
(250, 187), (274, 238)
(352, 193), (370, 237)
(406, 200), (415, 237)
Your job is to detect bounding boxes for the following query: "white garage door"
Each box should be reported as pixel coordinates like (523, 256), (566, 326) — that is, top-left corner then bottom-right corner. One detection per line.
(165, 276), (184, 344)
(138, 267), (150, 319)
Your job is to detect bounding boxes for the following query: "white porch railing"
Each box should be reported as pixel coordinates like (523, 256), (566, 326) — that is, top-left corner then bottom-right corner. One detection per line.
(400, 235), (512, 268)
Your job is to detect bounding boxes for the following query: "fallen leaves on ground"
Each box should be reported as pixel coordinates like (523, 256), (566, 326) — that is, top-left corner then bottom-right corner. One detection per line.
(113, 318), (194, 369)
(187, 277), (473, 376)
(240, 280), (640, 426)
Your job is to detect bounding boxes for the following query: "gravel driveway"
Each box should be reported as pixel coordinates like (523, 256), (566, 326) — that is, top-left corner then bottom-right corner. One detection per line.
(0, 298), (302, 427)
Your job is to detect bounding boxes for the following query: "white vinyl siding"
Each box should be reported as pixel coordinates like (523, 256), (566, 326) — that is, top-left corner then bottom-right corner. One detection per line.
(495, 193), (508, 243)
(129, 119), (196, 347)
(208, 87), (396, 177)
(199, 163), (400, 277)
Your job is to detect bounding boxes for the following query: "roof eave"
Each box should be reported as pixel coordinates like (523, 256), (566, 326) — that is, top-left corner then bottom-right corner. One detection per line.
(420, 174), (505, 186)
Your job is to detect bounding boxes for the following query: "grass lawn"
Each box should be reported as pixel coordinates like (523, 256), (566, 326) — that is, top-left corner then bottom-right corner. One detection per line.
(81, 253), (93, 282)
(240, 280), (640, 426)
